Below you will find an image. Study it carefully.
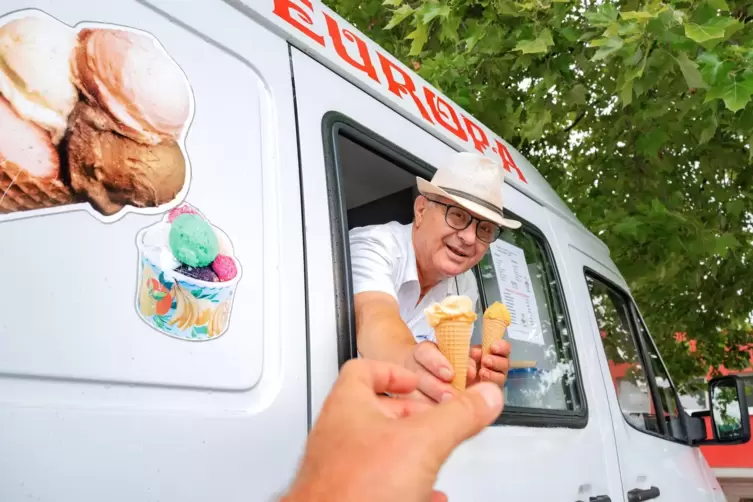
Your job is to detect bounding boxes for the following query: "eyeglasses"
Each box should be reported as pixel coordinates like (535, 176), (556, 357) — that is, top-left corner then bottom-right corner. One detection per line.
(424, 196), (503, 243)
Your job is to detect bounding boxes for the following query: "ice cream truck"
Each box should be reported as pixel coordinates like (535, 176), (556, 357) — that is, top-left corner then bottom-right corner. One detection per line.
(0, 1), (749, 501)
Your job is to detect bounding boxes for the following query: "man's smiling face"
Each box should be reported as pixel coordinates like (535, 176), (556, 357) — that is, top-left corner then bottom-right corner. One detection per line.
(413, 195), (490, 280)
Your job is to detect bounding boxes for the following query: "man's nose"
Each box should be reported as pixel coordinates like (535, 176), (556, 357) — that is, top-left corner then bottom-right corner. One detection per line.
(457, 222), (477, 245)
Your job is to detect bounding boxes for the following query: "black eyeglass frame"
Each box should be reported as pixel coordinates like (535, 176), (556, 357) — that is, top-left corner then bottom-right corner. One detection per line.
(421, 194), (503, 243)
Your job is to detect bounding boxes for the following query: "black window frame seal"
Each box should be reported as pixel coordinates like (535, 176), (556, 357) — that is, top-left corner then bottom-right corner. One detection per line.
(583, 268), (690, 445)
(321, 110), (588, 429)
(629, 302), (691, 444)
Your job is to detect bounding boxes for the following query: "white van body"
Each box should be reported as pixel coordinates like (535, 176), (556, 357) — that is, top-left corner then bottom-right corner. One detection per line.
(0, 1), (733, 501)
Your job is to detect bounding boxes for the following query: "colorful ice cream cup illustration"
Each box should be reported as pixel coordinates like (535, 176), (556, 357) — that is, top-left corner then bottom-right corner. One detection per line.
(135, 205), (241, 341)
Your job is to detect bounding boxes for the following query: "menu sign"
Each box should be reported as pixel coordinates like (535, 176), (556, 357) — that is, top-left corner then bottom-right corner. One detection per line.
(489, 240), (544, 346)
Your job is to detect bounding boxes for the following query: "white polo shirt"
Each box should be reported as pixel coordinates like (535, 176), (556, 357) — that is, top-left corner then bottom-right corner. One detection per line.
(349, 221), (479, 343)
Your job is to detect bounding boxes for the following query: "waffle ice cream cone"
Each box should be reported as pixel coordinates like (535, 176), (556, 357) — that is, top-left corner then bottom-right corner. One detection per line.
(0, 95), (74, 213)
(0, 160), (74, 213)
(482, 302), (512, 358)
(425, 295), (477, 391)
(435, 320), (474, 391)
(482, 318), (509, 357)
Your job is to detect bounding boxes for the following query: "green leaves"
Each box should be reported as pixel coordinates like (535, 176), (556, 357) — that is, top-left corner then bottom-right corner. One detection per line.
(698, 113), (718, 144)
(715, 234), (740, 257)
(620, 10), (657, 21)
(407, 22), (429, 55)
(585, 4), (618, 27)
(514, 29), (554, 54)
(705, 77), (753, 112)
(568, 84), (587, 105)
(697, 52), (729, 85)
(416, 2), (450, 24)
(707, 0), (729, 11)
(590, 36), (624, 61)
(674, 52), (709, 89)
(685, 17), (737, 44)
(637, 129), (669, 157)
(385, 4), (413, 29)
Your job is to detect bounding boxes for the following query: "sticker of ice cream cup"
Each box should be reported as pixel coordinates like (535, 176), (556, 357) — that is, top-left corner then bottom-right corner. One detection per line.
(0, 11), (192, 221)
(135, 204), (241, 341)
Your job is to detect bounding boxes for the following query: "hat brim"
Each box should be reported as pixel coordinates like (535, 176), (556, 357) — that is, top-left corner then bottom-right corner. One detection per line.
(416, 178), (522, 230)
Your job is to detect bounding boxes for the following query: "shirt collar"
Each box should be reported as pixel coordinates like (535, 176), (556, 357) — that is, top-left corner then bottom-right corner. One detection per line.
(404, 223), (419, 284)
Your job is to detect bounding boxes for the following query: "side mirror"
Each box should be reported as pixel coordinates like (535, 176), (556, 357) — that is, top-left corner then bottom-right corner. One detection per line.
(709, 375), (750, 445)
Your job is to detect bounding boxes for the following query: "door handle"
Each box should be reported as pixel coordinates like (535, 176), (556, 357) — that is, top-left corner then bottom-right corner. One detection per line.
(575, 496), (611, 502)
(627, 486), (660, 502)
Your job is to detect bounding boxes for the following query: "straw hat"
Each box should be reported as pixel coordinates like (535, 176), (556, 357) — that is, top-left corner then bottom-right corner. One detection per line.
(416, 151), (521, 229)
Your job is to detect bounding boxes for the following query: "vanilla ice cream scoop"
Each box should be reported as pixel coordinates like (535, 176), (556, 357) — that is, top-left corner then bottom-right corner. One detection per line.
(0, 16), (78, 144)
(72, 28), (191, 145)
(425, 295), (477, 327)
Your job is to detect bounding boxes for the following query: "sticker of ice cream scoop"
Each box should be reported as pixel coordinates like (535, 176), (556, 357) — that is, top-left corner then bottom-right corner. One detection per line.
(0, 9), (193, 222)
(135, 204), (241, 341)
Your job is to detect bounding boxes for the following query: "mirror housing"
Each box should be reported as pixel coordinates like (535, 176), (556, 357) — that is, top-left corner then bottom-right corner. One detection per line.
(688, 375), (750, 446)
(709, 375), (750, 444)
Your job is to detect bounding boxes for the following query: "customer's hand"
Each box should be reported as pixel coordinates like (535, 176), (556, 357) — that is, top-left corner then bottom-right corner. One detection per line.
(469, 339), (511, 386)
(282, 359), (503, 502)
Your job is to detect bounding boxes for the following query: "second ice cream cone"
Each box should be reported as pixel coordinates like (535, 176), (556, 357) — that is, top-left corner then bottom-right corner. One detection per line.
(435, 320), (473, 391)
(482, 301), (512, 358)
(482, 318), (509, 358)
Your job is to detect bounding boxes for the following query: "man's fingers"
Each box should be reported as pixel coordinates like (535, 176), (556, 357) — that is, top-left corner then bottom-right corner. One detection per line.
(481, 353), (510, 374)
(466, 356), (477, 382)
(416, 369), (458, 404)
(376, 396), (433, 418)
(340, 359), (419, 396)
(478, 368), (507, 385)
(411, 382), (503, 462)
(469, 345), (482, 363)
(491, 339), (512, 357)
(413, 341), (454, 382)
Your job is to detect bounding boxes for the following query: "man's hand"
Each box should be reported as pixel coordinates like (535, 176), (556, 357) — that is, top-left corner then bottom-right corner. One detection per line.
(469, 339), (511, 386)
(402, 341), (473, 403)
(282, 359), (503, 502)
(403, 338), (511, 402)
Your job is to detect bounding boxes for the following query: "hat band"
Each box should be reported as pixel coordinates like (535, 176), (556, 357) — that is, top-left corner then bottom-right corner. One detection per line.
(438, 186), (504, 217)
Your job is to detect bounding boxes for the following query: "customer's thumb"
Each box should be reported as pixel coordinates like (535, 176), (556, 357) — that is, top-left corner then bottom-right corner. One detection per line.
(413, 382), (503, 462)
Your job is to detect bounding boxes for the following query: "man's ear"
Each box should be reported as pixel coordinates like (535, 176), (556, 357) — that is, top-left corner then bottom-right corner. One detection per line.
(414, 195), (427, 226)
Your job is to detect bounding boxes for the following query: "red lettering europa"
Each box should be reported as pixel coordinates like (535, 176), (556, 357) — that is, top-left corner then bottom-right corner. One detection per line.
(424, 88), (467, 142)
(494, 139), (528, 184)
(377, 53), (433, 124)
(462, 117), (490, 154)
(273, 0), (324, 46)
(324, 13), (379, 83)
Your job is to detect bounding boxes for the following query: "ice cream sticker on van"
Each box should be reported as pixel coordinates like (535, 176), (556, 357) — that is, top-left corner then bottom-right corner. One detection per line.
(0, 10), (243, 342)
(0, 10), (193, 221)
(136, 204), (242, 341)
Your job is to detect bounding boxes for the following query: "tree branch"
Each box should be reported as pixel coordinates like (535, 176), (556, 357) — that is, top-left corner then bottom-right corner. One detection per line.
(562, 110), (587, 134)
